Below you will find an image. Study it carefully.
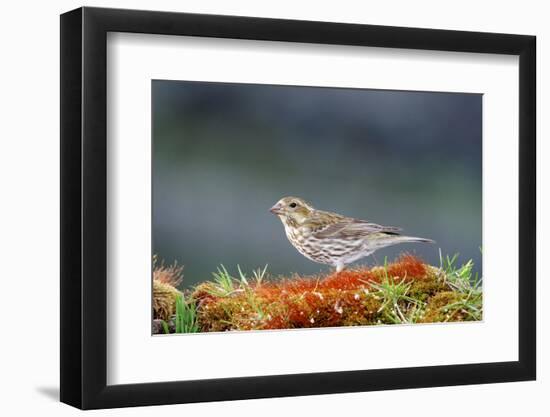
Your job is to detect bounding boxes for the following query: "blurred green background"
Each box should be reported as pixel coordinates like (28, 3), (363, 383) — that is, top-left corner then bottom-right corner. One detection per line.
(152, 80), (482, 289)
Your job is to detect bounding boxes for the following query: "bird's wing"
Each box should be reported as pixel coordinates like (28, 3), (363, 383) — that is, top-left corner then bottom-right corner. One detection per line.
(311, 218), (402, 239)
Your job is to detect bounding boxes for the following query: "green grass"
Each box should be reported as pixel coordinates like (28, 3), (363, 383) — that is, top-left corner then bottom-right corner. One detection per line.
(204, 263), (269, 298)
(435, 249), (482, 321)
(174, 293), (199, 333)
(251, 264), (269, 286)
(207, 265), (238, 297)
(369, 278), (424, 324)
(366, 258), (426, 324)
(440, 291), (482, 322)
(360, 254), (482, 324)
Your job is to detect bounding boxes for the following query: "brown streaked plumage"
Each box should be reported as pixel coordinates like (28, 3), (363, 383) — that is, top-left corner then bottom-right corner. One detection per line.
(270, 196), (434, 272)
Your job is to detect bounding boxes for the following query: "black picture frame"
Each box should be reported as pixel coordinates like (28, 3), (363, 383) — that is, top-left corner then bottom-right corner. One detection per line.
(60, 6), (536, 410)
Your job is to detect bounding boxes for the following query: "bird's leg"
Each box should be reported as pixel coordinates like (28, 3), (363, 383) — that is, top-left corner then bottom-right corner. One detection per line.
(336, 263), (346, 273)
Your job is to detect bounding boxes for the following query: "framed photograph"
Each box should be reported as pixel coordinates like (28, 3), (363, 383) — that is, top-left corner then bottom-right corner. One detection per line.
(60, 6), (536, 409)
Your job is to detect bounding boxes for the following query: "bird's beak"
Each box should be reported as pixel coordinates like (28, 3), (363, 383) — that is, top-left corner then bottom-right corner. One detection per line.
(270, 204), (283, 215)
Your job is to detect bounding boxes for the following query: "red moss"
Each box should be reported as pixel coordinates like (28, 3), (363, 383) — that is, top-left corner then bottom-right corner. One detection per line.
(385, 254), (428, 280)
(321, 269), (372, 290)
(255, 253), (428, 298)
(194, 255), (434, 331)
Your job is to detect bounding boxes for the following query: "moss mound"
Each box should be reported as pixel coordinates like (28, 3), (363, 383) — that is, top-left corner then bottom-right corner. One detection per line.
(152, 256), (183, 321)
(152, 254), (482, 333)
(153, 280), (181, 322)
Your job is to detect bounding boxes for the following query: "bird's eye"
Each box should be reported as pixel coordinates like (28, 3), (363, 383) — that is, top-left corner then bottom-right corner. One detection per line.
(289, 202), (297, 208)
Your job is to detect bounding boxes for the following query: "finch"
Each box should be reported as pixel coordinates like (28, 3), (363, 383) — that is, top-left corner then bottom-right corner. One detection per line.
(270, 196), (434, 272)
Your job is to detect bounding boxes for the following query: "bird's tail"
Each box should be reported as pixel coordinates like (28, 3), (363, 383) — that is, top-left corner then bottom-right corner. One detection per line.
(392, 236), (435, 244)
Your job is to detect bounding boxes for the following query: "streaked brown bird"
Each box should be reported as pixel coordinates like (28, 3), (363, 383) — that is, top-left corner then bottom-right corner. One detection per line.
(270, 196), (434, 272)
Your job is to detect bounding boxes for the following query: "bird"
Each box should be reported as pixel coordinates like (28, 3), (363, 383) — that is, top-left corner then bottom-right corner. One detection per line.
(270, 196), (434, 272)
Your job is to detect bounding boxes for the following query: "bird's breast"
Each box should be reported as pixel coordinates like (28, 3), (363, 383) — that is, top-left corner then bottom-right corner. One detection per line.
(284, 225), (302, 245)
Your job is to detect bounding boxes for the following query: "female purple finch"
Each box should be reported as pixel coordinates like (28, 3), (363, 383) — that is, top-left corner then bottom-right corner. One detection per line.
(270, 196), (434, 272)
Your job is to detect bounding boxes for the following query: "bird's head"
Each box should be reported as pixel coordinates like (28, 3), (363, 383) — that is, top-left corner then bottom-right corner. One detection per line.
(270, 196), (313, 226)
